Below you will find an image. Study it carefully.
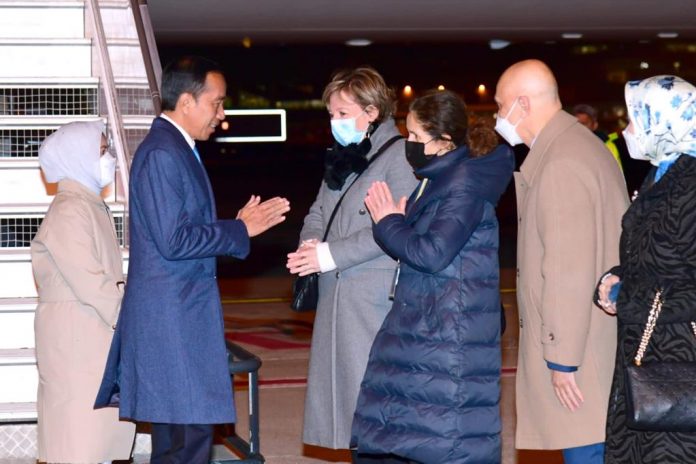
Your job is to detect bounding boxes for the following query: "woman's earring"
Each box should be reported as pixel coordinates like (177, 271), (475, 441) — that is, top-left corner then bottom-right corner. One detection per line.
(366, 122), (376, 137)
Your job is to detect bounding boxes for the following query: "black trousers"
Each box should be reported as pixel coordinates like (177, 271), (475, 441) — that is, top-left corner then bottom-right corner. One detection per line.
(352, 449), (419, 464)
(150, 423), (214, 464)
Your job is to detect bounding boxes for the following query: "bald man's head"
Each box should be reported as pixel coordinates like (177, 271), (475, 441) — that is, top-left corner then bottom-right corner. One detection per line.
(494, 59), (563, 146)
(498, 60), (559, 104)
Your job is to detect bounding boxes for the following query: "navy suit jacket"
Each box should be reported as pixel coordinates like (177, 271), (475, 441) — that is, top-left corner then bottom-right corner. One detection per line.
(95, 117), (250, 423)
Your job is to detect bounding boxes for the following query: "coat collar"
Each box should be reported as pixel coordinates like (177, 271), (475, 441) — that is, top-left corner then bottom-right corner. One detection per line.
(405, 146), (470, 219)
(153, 117), (197, 156)
(366, 118), (401, 160)
(159, 113), (195, 149)
(151, 117), (218, 220)
(519, 110), (577, 185)
(415, 145), (469, 179)
(57, 178), (105, 205)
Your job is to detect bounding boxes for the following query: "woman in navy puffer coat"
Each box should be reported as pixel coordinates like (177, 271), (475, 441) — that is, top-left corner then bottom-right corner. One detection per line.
(351, 90), (514, 464)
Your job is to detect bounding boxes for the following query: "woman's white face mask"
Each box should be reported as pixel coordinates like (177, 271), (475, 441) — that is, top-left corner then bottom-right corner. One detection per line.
(99, 153), (117, 188)
(622, 126), (649, 161)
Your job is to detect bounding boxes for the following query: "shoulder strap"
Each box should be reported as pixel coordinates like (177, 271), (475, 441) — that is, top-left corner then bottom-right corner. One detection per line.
(322, 135), (402, 241)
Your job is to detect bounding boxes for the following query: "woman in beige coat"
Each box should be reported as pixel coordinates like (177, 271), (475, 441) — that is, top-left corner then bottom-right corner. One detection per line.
(32, 121), (135, 463)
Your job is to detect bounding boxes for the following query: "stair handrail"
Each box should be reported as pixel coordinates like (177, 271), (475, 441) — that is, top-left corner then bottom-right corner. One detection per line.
(129, 0), (162, 114)
(85, 0), (131, 207)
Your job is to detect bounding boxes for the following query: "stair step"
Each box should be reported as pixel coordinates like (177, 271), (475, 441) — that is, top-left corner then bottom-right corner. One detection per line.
(0, 348), (38, 404)
(0, 299), (37, 352)
(0, 309), (35, 350)
(0, 3), (84, 40)
(0, 402), (37, 423)
(0, 348), (35, 364)
(0, 297), (38, 309)
(0, 255), (38, 298)
(0, 165), (61, 204)
(0, 166), (126, 205)
(0, 39), (92, 79)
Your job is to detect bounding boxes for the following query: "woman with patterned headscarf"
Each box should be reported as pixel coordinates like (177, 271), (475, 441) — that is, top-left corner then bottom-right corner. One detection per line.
(596, 75), (696, 463)
(32, 121), (135, 463)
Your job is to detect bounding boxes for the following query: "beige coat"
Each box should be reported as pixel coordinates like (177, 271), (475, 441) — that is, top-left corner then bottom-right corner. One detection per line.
(32, 179), (135, 463)
(514, 111), (629, 450)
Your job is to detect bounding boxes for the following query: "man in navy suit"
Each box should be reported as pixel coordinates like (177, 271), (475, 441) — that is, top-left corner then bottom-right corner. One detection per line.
(95, 56), (290, 463)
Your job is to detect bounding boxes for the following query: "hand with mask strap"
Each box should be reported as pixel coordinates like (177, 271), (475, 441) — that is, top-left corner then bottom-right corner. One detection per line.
(364, 181), (407, 223)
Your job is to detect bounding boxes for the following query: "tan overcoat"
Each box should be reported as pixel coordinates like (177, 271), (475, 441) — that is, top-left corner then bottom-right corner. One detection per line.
(514, 111), (629, 450)
(32, 179), (135, 463)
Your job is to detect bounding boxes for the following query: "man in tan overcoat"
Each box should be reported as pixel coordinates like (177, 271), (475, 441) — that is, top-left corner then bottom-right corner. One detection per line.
(494, 60), (629, 463)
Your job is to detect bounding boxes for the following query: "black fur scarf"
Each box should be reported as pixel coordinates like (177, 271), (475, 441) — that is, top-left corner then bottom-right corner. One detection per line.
(323, 124), (377, 190)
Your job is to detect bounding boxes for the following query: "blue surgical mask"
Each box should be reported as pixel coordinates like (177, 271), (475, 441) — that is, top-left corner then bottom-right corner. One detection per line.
(331, 117), (366, 147)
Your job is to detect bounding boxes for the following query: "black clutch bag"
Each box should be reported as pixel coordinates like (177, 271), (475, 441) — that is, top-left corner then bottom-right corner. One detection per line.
(290, 135), (403, 313)
(625, 290), (696, 432)
(291, 273), (319, 312)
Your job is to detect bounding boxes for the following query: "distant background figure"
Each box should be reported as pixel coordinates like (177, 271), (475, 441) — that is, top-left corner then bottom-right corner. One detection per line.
(95, 56), (290, 464)
(572, 103), (651, 195)
(351, 90), (514, 463)
(596, 75), (696, 464)
(33, 121), (135, 463)
(572, 103), (623, 170)
(287, 66), (417, 452)
(496, 60), (628, 464)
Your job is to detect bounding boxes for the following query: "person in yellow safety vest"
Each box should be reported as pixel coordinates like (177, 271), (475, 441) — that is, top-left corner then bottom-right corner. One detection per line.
(572, 103), (623, 170)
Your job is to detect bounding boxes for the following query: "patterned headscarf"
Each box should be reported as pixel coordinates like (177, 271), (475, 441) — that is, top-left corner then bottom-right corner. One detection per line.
(624, 75), (696, 168)
(39, 120), (105, 195)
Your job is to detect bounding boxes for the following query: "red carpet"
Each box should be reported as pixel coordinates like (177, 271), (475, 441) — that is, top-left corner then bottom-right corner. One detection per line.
(226, 330), (311, 350)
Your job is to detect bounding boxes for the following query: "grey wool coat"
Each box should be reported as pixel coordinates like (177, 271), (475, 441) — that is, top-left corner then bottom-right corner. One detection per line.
(301, 119), (418, 449)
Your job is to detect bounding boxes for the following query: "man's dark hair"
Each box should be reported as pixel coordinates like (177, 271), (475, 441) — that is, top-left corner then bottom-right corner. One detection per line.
(571, 103), (598, 122)
(161, 56), (224, 111)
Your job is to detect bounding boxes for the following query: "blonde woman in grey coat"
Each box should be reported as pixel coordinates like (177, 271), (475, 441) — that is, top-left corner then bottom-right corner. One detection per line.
(287, 67), (418, 451)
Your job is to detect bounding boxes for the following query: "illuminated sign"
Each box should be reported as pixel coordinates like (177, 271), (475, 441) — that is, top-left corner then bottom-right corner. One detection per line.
(215, 109), (286, 143)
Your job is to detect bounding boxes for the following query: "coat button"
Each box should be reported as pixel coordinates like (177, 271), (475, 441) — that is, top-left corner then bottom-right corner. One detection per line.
(519, 318), (523, 328)
(549, 333), (555, 341)
(335, 271), (340, 278)
(359, 208), (366, 215)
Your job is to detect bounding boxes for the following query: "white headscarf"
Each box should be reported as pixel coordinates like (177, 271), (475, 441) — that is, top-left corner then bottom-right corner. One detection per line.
(624, 75), (696, 167)
(39, 120), (106, 195)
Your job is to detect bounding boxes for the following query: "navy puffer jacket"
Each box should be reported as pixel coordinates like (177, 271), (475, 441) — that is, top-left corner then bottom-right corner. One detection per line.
(351, 144), (514, 463)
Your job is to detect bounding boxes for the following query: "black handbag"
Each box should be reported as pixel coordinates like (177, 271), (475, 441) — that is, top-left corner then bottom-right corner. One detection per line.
(624, 289), (696, 431)
(291, 273), (319, 312)
(291, 135), (402, 312)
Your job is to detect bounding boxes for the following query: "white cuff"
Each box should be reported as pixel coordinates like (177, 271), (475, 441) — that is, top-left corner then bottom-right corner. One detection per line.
(316, 242), (337, 273)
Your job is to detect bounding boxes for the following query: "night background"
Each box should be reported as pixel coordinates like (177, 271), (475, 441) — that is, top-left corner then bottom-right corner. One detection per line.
(155, 39), (693, 279)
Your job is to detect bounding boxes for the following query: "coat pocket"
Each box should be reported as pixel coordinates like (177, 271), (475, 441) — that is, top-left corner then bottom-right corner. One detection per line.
(540, 323), (558, 346)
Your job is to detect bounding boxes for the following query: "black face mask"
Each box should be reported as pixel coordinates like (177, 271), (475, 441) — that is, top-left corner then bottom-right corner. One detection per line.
(405, 140), (436, 170)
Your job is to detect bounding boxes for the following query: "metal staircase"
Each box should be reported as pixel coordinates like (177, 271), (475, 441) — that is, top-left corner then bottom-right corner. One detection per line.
(0, 1), (158, 460)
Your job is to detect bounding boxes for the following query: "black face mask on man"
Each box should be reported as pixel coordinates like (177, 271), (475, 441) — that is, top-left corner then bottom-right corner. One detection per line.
(405, 140), (436, 171)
